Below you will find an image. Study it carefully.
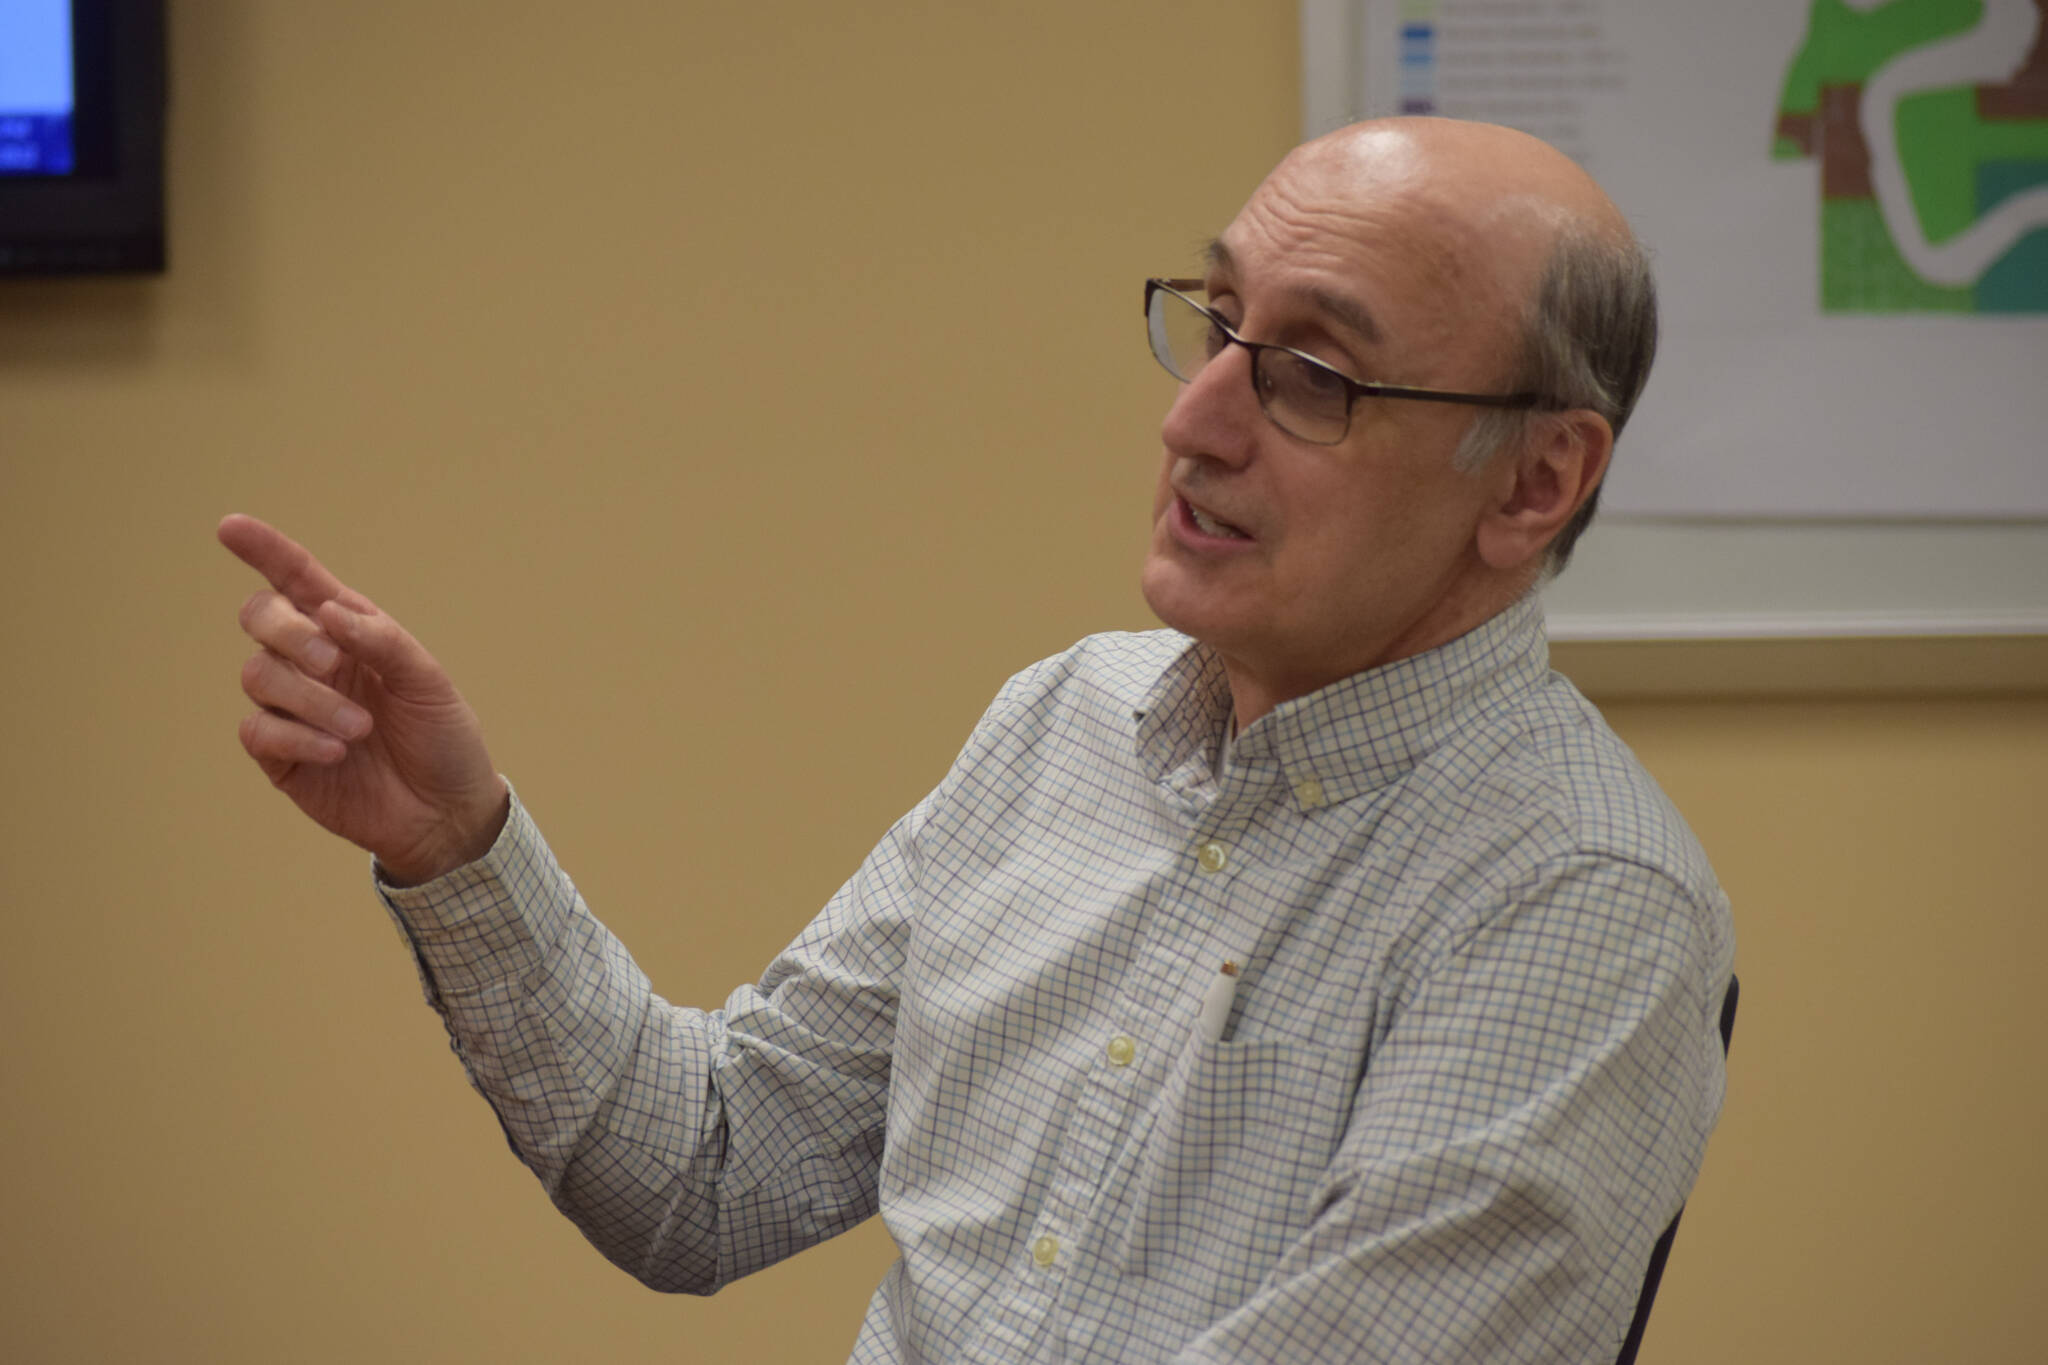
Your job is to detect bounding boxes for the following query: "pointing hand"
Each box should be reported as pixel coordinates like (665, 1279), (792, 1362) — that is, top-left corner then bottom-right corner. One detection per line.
(219, 514), (509, 885)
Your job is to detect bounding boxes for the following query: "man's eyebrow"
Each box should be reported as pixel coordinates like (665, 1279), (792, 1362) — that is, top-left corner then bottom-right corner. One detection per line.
(1201, 239), (1381, 347)
(1307, 286), (1381, 347)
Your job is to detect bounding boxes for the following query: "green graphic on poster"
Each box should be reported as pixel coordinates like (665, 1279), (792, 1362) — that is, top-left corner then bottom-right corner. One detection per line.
(1774, 0), (2048, 312)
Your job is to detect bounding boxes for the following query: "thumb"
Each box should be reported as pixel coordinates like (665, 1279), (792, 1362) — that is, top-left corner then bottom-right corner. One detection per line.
(316, 598), (447, 694)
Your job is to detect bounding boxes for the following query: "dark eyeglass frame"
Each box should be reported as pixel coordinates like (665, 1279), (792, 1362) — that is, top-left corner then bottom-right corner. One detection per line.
(1145, 278), (1546, 446)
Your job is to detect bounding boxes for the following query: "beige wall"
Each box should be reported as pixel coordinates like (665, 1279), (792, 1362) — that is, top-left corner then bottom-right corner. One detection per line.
(2, 4), (2041, 1361)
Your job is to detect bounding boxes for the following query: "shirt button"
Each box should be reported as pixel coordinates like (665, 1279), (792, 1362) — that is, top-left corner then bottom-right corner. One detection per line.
(1294, 777), (1325, 809)
(1106, 1035), (1136, 1067)
(1195, 840), (1229, 873)
(1031, 1234), (1059, 1267)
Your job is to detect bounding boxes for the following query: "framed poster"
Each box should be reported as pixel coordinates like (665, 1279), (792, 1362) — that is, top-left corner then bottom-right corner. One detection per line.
(1302, 0), (2048, 644)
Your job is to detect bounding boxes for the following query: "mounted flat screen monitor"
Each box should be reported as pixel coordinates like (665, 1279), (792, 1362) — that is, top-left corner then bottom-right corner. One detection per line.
(0, 0), (165, 274)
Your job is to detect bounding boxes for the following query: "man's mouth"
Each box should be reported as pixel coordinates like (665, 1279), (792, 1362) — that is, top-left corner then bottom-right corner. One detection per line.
(1185, 498), (1252, 541)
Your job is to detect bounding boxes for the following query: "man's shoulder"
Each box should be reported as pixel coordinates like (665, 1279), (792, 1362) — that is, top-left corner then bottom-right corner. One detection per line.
(987, 628), (1195, 720)
(922, 630), (1191, 815)
(1441, 674), (1722, 904)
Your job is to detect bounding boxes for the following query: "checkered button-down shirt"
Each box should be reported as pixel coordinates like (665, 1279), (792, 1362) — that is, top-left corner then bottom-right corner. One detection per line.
(381, 595), (1733, 1363)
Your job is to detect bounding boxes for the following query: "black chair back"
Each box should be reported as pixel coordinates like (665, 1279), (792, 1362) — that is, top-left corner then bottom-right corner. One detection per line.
(1614, 975), (1740, 1365)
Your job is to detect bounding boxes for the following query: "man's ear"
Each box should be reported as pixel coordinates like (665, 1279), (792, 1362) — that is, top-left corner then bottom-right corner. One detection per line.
(1475, 409), (1613, 572)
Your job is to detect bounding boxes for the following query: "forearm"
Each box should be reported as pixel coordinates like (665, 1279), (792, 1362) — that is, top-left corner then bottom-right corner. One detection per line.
(375, 784), (903, 1294)
(377, 788), (731, 1290)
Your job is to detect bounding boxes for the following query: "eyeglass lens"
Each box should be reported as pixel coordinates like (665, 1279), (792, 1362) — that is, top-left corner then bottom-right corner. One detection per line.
(1147, 285), (1352, 444)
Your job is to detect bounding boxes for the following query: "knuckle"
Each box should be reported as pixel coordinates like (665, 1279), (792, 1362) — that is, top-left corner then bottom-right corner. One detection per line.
(241, 589), (312, 648)
(237, 590), (269, 633)
(239, 650), (274, 696)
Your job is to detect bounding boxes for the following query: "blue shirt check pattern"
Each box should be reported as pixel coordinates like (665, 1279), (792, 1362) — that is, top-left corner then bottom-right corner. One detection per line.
(380, 595), (1733, 1363)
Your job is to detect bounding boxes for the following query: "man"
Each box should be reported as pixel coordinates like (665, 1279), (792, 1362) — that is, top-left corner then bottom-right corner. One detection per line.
(223, 119), (1732, 1362)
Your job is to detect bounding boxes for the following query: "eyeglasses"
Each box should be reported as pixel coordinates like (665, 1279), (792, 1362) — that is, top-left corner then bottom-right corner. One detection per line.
(1144, 278), (1544, 446)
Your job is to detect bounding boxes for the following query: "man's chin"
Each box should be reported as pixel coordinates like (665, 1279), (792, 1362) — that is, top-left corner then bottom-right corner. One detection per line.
(1141, 560), (1245, 647)
(1138, 556), (1191, 631)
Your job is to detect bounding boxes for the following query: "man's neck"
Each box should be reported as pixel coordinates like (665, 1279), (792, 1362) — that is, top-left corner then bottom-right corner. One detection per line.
(1221, 579), (1534, 731)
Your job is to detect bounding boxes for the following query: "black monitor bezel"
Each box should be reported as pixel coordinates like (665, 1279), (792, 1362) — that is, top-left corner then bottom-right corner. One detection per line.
(0, 0), (166, 276)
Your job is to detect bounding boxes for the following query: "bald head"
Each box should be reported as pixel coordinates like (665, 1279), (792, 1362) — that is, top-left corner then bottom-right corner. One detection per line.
(1273, 118), (1633, 338)
(1255, 118), (1655, 574)
(1290, 119), (1629, 238)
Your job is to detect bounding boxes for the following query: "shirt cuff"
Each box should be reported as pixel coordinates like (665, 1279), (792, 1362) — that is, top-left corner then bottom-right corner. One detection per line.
(373, 783), (579, 1000)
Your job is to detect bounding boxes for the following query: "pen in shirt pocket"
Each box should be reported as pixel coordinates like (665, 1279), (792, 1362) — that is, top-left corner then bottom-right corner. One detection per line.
(1194, 960), (1242, 1045)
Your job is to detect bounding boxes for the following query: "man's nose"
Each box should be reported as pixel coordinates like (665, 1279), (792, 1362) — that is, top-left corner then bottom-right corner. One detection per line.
(1160, 342), (1260, 467)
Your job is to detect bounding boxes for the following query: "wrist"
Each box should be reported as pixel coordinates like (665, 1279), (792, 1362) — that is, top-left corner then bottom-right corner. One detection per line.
(377, 778), (511, 887)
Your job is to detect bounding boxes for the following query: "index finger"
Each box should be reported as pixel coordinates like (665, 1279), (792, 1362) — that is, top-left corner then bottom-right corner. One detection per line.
(217, 513), (350, 614)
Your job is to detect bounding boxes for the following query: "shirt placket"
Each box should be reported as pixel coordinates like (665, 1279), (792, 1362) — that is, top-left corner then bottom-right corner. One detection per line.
(1057, 792), (1269, 1361)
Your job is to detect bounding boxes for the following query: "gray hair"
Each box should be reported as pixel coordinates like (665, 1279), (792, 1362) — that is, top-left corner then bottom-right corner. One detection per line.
(1453, 226), (1659, 577)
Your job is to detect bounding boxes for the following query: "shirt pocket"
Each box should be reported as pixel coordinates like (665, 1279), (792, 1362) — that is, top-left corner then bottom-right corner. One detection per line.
(1115, 1036), (1355, 1323)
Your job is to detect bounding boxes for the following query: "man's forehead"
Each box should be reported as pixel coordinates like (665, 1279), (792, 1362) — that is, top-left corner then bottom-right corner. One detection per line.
(1203, 237), (1384, 347)
(1223, 137), (1563, 338)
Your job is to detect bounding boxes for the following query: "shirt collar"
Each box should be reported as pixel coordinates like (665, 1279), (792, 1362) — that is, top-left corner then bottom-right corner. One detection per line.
(1133, 594), (1550, 812)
